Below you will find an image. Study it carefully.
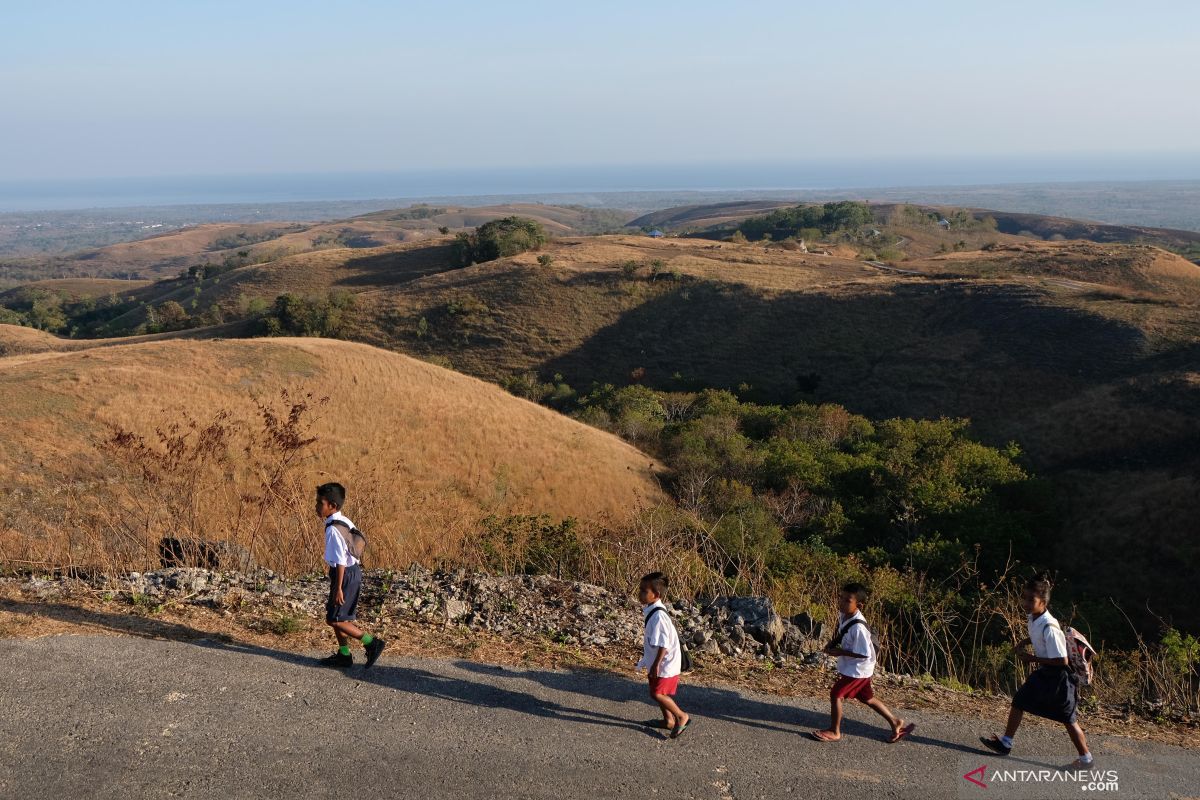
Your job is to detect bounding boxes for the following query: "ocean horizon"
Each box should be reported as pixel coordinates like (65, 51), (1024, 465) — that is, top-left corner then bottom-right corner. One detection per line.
(3, 155), (1200, 213)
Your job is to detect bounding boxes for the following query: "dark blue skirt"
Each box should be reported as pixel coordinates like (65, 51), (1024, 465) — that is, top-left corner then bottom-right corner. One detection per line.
(1013, 665), (1077, 724)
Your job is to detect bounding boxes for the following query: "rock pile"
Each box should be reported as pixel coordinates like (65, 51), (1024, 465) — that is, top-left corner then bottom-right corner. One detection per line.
(122, 567), (831, 661)
(13, 565), (839, 666)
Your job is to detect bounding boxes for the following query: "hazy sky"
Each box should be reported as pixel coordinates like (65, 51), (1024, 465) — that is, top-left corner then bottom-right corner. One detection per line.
(2, 0), (1198, 181)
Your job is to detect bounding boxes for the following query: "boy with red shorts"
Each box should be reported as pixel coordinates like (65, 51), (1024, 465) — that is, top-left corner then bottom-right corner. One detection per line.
(636, 572), (691, 739)
(810, 582), (914, 744)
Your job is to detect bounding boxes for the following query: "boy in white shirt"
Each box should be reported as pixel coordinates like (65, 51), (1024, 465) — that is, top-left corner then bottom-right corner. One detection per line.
(981, 574), (1093, 768)
(635, 572), (692, 738)
(316, 482), (385, 669)
(810, 583), (913, 743)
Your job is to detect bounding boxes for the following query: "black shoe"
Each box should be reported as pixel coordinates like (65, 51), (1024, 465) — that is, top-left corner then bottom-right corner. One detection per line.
(364, 637), (387, 668)
(320, 651), (353, 668)
(980, 735), (1012, 755)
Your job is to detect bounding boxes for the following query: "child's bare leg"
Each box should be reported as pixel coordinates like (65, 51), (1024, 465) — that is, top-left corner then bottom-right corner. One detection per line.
(1066, 722), (1089, 756)
(654, 692), (688, 729)
(1004, 705), (1024, 738)
(327, 619), (348, 646)
(864, 696), (905, 735)
(817, 696), (844, 739)
(332, 620), (364, 641)
(649, 685), (676, 727)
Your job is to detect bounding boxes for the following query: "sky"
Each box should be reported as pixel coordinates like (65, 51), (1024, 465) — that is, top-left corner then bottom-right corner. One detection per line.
(1, 0), (1198, 182)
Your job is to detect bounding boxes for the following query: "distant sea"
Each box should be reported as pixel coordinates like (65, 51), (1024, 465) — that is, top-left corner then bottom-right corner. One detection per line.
(3, 155), (1200, 213)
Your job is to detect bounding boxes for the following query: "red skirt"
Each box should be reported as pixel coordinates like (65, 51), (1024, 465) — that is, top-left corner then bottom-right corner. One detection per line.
(830, 675), (874, 702)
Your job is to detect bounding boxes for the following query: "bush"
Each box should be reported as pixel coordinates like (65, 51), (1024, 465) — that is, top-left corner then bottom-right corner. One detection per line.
(449, 216), (548, 267)
(739, 201), (873, 241)
(261, 292), (356, 338)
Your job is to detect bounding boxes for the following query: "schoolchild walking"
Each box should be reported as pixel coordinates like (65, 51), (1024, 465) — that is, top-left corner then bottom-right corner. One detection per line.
(636, 572), (692, 739)
(316, 482), (386, 668)
(810, 582), (914, 744)
(981, 574), (1093, 768)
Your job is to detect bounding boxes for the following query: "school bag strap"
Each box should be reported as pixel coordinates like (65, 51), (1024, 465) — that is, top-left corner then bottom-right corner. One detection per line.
(643, 606), (694, 673)
(828, 617), (868, 650)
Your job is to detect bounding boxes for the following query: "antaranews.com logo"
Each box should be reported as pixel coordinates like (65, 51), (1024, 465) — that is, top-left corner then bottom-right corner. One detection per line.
(963, 764), (1120, 793)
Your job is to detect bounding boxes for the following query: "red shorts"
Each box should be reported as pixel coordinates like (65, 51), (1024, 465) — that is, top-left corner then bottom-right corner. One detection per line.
(648, 673), (680, 696)
(831, 675), (874, 702)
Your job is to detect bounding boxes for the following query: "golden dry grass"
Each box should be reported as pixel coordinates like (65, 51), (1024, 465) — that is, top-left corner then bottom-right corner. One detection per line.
(0, 337), (664, 572)
(27, 204), (630, 281)
(0, 278), (153, 299)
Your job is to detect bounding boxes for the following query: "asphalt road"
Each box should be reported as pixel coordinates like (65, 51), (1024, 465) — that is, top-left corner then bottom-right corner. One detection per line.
(1, 636), (1196, 799)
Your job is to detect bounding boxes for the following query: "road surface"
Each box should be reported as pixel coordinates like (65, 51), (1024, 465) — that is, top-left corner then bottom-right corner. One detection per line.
(1, 635), (1196, 799)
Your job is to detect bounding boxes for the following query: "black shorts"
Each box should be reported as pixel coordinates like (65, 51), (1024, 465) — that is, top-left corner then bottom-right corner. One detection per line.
(1013, 665), (1078, 724)
(326, 564), (362, 623)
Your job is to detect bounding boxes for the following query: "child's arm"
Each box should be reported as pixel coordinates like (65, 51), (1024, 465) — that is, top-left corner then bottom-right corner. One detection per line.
(650, 646), (667, 675)
(824, 646), (866, 658)
(1017, 650), (1068, 666)
(334, 564), (345, 606)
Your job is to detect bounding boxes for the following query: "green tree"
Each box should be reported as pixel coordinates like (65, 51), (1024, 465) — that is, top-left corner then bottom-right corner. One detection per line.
(449, 217), (548, 267)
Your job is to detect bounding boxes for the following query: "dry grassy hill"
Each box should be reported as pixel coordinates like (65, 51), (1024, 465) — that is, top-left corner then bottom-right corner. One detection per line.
(0, 336), (664, 572)
(133, 231), (1195, 631)
(627, 201), (798, 231)
(6, 221), (1200, 631)
(8, 204), (632, 283)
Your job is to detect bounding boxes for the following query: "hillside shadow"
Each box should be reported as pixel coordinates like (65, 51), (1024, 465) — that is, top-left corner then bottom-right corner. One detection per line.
(334, 244), (457, 288)
(538, 280), (1153, 427)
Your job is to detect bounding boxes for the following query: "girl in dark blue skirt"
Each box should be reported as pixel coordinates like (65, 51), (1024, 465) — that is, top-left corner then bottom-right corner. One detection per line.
(980, 574), (1093, 769)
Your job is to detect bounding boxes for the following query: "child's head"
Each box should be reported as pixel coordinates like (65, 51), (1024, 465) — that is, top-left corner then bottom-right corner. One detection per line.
(638, 572), (668, 605)
(316, 482), (345, 518)
(1020, 572), (1053, 615)
(838, 582), (869, 616)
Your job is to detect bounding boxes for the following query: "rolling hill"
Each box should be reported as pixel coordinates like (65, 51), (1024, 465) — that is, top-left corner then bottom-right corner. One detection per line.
(5, 203), (1200, 632)
(0, 336), (664, 571)
(1, 203), (633, 284)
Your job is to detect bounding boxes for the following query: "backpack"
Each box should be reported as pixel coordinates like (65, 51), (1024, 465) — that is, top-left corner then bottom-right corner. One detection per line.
(1049, 621), (1097, 687)
(327, 519), (368, 561)
(645, 606), (694, 673)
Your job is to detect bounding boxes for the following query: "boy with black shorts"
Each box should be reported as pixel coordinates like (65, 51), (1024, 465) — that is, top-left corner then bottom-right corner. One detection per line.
(317, 482), (385, 668)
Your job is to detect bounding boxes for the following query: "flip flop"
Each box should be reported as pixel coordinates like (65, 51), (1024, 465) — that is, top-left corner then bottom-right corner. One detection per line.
(807, 730), (840, 742)
(888, 723), (916, 744)
(670, 719), (693, 739)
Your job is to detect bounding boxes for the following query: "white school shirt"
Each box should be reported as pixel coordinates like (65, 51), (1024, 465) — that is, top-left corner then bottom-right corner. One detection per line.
(323, 511), (359, 568)
(1028, 609), (1068, 661)
(836, 610), (876, 679)
(637, 600), (682, 678)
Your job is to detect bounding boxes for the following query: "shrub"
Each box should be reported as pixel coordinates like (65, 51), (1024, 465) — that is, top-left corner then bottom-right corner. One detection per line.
(449, 216), (548, 267)
(261, 292), (356, 338)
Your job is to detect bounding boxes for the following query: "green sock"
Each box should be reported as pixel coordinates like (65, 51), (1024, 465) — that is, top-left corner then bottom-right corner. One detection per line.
(338, 645), (351, 656)
(361, 633), (374, 646)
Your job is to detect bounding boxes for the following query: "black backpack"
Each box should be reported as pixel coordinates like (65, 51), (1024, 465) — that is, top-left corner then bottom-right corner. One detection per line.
(327, 519), (368, 561)
(645, 606), (694, 673)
